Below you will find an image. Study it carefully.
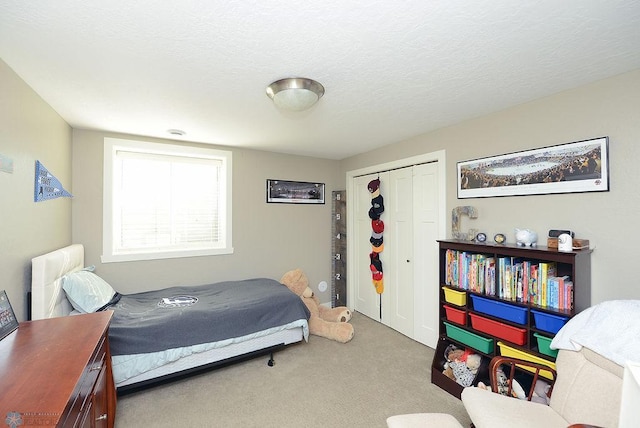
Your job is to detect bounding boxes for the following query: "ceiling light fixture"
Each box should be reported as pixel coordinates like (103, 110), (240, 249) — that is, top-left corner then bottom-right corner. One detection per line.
(266, 77), (325, 111)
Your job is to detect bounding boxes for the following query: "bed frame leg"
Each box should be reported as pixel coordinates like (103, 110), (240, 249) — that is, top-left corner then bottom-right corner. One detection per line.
(267, 352), (275, 367)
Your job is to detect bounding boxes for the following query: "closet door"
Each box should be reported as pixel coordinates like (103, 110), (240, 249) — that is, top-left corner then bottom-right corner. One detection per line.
(382, 166), (414, 337)
(353, 172), (385, 320)
(412, 162), (440, 347)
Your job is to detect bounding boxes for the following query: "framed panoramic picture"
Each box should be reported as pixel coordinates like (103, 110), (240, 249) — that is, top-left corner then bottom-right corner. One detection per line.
(457, 137), (609, 199)
(266, 179), (325, 204)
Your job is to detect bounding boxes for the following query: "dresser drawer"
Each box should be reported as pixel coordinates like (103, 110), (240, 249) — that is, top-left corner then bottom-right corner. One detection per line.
(63, 334), (107, 427)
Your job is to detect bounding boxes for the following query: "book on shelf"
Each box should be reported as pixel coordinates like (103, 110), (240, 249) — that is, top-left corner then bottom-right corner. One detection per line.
(538, 262), (557, 307)
(529, 263), (538, 304)
(441, 244), (575, 311)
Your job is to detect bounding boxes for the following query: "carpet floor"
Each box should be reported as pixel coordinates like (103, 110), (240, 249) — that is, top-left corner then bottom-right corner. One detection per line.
(115, 312), (472, 427)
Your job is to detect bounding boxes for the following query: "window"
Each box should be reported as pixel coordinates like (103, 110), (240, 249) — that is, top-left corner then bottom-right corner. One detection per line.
(102, 138), (232, 262)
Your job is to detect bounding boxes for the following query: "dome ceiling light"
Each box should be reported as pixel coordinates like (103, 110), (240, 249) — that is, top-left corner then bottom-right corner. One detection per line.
(266, 77), (325, 111)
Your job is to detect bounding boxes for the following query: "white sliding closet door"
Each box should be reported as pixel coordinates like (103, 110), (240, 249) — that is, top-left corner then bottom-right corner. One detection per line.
(353, 172), (386, 321)
(412, 162), (440, 347)
(352, 161), (440, 347)
(382, 166), (414, 337)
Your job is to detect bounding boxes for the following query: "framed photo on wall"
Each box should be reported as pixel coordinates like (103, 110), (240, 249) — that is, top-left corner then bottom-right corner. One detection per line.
(457, 137), (609, 199)
(266, 179), (325, 204)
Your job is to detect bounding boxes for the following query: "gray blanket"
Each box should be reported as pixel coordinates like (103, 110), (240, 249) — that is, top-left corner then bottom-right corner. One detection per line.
(104, 278), (310, 356)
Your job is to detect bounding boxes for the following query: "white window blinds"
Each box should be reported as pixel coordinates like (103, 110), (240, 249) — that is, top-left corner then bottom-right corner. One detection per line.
(103, 138), (232, 262)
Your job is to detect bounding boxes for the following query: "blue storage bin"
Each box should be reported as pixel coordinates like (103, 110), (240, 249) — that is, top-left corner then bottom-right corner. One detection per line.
(470, 295), (527, 325)
(531, 309), (569, 334)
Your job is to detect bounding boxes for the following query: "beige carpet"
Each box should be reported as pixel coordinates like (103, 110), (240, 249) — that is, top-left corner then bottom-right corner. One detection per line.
(115, 312), (472, 427)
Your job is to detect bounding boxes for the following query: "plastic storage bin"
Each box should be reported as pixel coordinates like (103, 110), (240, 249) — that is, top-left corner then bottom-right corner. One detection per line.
(444, 321), (493, 354)
(497, 341), (556, 380)
(442, 287), (467, 307)
(443, 305), (466, 325)
(470, 295), (528, 325)
(534, 332), (559, 358)
(531, 310), (569, 334)
(469, 313), (527, 345)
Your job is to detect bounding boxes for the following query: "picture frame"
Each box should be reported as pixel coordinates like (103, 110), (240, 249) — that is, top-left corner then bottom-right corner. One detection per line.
(457, 137), (609, 199)
(266, 179), (325, 204)
(0, 290), (19, 341)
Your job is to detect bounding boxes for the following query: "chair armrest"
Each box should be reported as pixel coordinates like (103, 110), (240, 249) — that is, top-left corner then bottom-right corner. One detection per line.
(488, 355), (557, 401)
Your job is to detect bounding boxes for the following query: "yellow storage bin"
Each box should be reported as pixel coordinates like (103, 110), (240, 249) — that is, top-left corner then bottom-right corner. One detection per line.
(497, 341), (556, 380)
(442, 287), (466, 307)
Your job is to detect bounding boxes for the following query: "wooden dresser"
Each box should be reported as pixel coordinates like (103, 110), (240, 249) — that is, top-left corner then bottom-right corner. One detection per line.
(0, 311), (116, 427)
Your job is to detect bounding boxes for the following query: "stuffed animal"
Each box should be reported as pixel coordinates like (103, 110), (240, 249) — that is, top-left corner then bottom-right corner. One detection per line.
(443, 344), (481, 387)
(281, 269), (354, 343)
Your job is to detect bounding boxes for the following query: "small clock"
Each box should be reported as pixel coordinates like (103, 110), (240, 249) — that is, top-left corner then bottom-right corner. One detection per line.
(475, 232), (487, 243)
(494, 233), (506, 244)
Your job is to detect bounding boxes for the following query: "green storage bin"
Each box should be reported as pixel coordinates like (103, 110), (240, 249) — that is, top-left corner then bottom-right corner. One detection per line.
(534, 332), (558, 358)
(444, 321), (494, 354)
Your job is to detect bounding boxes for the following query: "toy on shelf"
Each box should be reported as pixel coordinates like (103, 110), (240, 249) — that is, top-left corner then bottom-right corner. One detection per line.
(442, 344), (482, 387)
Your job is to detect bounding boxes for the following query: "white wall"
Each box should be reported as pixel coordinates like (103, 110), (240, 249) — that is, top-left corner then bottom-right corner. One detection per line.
(341, 69), (640, 305)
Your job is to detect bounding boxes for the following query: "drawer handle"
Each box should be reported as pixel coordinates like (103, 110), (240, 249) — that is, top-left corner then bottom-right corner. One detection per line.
(90, 365), (103, 371)
(96, 414), (108, 421)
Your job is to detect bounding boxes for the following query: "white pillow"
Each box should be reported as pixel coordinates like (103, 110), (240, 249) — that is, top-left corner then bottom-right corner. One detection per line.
(62, 266), (116, 313)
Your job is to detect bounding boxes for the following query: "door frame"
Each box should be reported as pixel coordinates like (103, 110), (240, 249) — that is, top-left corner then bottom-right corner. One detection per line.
(346, 150), (447, 311)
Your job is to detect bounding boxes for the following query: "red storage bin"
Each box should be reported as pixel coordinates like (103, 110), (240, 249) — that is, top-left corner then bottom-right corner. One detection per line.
(469, 313), (527, 345)
(443, 305), (466, 325)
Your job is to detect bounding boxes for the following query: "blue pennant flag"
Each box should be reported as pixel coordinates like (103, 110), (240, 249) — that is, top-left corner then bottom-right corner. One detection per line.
(34, 160), (72, 202)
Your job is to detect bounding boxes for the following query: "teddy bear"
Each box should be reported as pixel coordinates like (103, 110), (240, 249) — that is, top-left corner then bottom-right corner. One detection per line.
(442, 344), (482, 387)
(281, 268), (354, 343)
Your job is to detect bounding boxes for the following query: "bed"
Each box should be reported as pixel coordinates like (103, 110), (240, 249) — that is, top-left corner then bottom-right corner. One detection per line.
(30, 244), (310, 392)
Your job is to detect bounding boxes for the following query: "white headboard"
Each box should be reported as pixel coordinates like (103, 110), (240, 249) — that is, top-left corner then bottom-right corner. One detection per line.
(31, 244), (84, 320)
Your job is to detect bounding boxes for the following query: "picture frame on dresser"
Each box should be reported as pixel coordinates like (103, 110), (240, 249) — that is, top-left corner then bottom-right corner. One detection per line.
(0, 290), (18, 341)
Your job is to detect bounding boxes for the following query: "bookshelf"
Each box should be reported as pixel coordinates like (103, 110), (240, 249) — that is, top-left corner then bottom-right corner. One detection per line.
(431, 239), (591, 398)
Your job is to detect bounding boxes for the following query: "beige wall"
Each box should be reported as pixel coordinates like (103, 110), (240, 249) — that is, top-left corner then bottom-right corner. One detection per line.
(0, 59), (72, 321)
(4, 54), (638, 322)
(72, 129), (341, 302)
(340, 69), (640, 305)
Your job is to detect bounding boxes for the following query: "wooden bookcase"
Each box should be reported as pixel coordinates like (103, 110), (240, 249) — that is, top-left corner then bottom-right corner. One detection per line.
(431, 239), (591, 398)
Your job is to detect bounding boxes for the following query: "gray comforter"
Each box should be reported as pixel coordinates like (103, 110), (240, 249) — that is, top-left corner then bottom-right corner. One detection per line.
(103, 278), (310, 356)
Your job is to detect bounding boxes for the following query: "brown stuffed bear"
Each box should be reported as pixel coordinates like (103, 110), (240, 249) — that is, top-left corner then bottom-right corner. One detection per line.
(281, 269), (354, 343)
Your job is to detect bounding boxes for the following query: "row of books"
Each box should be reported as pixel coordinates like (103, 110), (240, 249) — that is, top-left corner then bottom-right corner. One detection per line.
(444, 249), (574, 310)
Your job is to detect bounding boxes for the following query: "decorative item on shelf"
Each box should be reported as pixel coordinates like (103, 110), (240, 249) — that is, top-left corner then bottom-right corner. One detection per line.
(515, 228), (538, 247)
(558, 233), (573, 252)
(475, 232), (487, 243)
(451, 206), (477, 240)
(548, 229), (574, 238)
(493, 233), (506, 244)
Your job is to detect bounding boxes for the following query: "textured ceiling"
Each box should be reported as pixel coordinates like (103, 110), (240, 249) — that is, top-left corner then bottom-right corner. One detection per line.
(1, 1), (639, 160)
